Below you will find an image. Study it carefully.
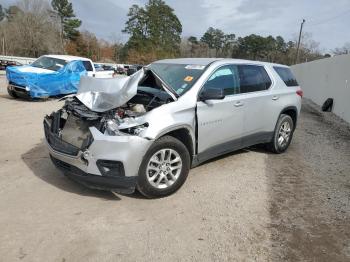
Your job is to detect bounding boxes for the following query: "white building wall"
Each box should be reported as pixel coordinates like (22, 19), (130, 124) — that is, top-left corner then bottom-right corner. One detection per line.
(291, 54), (350, 123)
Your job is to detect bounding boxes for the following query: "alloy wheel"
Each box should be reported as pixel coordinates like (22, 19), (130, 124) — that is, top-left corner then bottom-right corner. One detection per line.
(146, 148), (183, 189)
(278, 121), (291, 147)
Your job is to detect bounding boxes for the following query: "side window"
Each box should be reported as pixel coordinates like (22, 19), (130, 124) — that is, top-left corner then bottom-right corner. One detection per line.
(202, 65), (240, 95)
(238, 65), (272, 93)
(273, 66), (299, 87)
(82, 61), (94, 72)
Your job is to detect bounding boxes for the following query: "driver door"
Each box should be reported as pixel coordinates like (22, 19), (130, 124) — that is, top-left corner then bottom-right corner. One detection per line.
(196, 65), (245, 161)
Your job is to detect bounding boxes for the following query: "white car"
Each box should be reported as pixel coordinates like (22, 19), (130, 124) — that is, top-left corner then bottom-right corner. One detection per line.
(44, 58), (303, 198)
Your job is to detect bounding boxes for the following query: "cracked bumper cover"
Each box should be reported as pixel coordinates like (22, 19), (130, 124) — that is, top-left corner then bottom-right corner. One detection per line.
(44, 118), (153, 193)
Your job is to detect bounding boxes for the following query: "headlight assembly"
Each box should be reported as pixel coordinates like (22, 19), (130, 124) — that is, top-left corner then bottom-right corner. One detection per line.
(105, 119), (122, 136)
(105, 119), (149, 136)
(121, 123), (149, 136)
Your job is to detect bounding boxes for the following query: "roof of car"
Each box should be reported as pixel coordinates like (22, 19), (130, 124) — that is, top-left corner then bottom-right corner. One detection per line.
(154, 58), (288, 67)
(44, 55), (92, 62)
(155, 58), (221, 66)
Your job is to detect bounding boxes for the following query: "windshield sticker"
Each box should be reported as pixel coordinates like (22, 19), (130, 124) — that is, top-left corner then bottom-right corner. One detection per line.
(184, 76), (194, 82)
(185, 65), (205, 70)
(177, 87), (185, 94)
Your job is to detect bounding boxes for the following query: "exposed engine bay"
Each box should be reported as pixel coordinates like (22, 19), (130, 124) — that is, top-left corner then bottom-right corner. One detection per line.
(45, 68), (175, 153)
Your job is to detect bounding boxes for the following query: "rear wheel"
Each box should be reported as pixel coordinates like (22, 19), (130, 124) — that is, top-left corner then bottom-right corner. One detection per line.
(267, 114), (294, 153)
(136, 136), (190, 198)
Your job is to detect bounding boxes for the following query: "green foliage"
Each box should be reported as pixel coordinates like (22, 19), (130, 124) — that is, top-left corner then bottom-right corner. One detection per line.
(51, 0), (81, 41)
(232, 34), (297, 64)
(201, 27), (225, 50)
(123, 0), (182, 62)
(200, 27), (235, 57)
(63, 18), (81, 40)
(52, 0), (75, 18)
(188, 36), (198, 45)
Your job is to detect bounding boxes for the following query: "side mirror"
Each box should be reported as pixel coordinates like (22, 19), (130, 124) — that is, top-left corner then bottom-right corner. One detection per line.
(199, 88), (225, 101)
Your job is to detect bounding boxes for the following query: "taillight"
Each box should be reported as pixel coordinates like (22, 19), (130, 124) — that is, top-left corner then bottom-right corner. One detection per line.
(296, 89), (303, 98)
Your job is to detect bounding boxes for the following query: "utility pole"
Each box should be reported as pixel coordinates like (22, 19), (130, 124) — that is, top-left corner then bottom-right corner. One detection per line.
(2, 37), (4, 55)
(295, 19), (306, 64)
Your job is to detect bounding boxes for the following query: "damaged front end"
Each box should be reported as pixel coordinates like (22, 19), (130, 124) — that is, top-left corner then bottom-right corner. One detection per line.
(44, 68), (174, 193)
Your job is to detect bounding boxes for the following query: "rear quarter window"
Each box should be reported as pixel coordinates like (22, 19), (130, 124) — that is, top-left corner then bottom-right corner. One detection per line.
(82, 61), (94, 72)
(274, 66), (299, 87)
(238, 65), (272, 93)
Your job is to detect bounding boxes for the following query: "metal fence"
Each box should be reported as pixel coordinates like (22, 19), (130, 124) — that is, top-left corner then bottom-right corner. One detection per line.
(0, 55), (36, 65)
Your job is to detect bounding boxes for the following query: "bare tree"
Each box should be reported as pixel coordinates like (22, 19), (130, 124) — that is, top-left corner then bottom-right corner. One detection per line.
(2, 0), (62, 57)
(332, 42), (350, 55)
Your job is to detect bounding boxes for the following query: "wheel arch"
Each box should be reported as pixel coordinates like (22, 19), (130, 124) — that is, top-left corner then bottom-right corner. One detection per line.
(279, 106), (298, 130)
(157, 127), (195, 163)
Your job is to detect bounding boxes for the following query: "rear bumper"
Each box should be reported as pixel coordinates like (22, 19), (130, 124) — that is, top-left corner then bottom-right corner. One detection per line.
(50, 155), (137, 194)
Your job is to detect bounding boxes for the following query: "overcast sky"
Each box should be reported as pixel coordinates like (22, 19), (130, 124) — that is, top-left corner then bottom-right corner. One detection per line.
(3, 0), (350, 51)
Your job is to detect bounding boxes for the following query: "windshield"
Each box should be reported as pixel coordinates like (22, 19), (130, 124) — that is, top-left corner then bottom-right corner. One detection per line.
(149, 63), (206, 95)
(31, 56), (67, 71)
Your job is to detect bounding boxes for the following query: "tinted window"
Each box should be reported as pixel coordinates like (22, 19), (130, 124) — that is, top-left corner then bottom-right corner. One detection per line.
(202, 65), (240, 95)
(82, 61), (94, 72)
(238, 65), (272, 93)
(274, 66), (299, 87)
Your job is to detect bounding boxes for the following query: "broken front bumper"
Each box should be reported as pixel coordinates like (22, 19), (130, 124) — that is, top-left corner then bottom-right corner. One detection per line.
(43, 117), (153, 194)
(8, 83), (30, 98)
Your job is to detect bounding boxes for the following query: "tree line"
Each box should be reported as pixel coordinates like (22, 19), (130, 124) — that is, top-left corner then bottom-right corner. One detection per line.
(0, 0), (346, 65)
(0, 0), (120, 62)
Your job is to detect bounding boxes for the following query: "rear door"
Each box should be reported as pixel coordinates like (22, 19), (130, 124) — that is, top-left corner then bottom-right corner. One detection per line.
(235, 64), (275, 145)
(197, 65), (245, 160)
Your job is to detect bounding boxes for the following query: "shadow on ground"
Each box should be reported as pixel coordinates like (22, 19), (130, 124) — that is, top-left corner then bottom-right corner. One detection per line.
(265, 101), (350, 261)
(21, 140), (120, 200)
(21, 140), (255, 201)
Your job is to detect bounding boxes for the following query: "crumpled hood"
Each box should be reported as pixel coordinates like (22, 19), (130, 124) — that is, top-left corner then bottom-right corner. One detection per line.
(76, 69), (145, 112)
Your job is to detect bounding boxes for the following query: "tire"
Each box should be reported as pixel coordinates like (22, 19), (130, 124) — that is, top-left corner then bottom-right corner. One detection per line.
(322, 98), (333, 112)
(266, 114), (294, 154)
(136, 136), (191, 198)
(7, 87), (18, 98)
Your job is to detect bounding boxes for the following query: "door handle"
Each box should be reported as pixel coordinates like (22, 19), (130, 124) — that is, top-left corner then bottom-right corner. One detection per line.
(272, 96), (279, 101)
(234, 101), (244, 107)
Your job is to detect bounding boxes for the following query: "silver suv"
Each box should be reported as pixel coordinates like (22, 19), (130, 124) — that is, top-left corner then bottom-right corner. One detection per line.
(44, 58), (302, 198)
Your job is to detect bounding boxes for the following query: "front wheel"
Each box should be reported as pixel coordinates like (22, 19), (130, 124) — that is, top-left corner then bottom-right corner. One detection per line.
(7, 87), (18, 98)
(136, 136), (190, 198)
(266, 114), (294, 154)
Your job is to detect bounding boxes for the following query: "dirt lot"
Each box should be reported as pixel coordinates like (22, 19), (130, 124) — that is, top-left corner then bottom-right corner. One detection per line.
(0, 75), (349, 262)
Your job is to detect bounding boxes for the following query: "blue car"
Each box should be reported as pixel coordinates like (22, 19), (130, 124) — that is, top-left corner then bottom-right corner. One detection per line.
(5, 55), (95, 99)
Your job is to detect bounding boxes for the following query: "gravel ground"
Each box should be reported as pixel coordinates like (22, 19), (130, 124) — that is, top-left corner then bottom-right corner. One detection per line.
(0, 75), (349, 261)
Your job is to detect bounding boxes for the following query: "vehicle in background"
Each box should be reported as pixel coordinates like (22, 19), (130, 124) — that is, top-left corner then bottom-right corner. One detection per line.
(6, 55), (114, 99)
(94, 63), (104, 71)
(44, 58), (302, 198)
(0, 60), (22, 70)
(127, 65), (143, 76)
(102, 65), (115, 71)
(115, 66), (126, 75)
